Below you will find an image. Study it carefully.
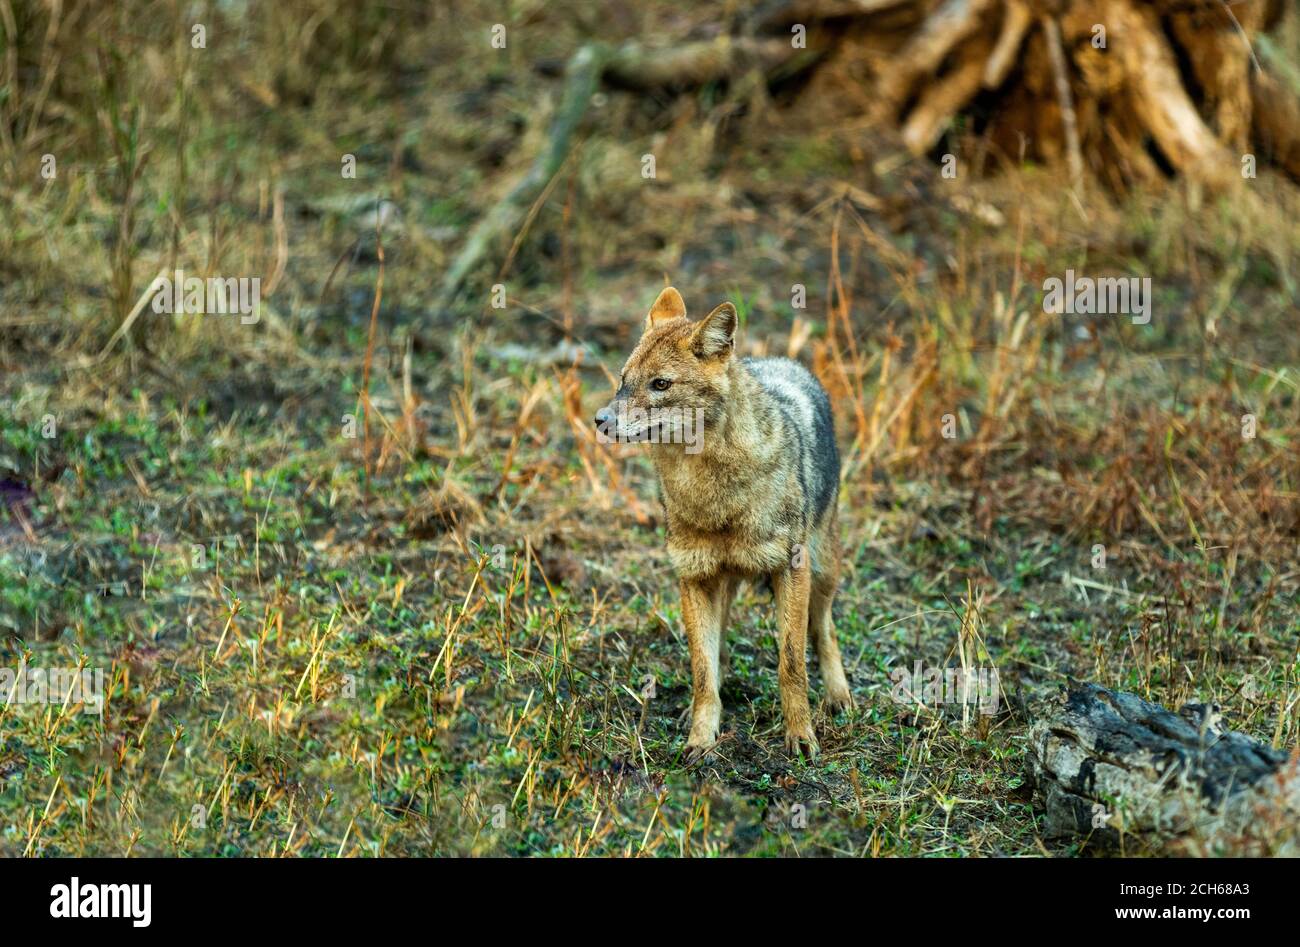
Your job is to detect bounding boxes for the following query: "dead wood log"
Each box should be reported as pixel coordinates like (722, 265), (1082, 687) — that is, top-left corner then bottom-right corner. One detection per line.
(1253, 40), (1300, 181)
(982, 0), (1030, 90)
(899, 29), (992, 155)
(872, 0), (996, 124)
(1027, 681), (1300, 854)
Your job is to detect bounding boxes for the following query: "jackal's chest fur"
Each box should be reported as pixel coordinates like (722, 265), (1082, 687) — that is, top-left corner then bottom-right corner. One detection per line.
(656, 455), (802, 581)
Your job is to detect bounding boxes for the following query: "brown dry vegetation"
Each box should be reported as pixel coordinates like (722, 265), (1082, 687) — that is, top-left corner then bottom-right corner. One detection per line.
(1, 1), (1299, 856)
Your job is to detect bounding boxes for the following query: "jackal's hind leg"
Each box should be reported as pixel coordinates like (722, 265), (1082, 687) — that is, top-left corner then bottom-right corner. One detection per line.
(810, 573), (853, 713)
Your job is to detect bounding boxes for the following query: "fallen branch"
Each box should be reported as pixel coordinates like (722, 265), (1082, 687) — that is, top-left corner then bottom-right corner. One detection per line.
(434, 43), (608, 313)
(434, 37), (805, 312)
(605, 36), (803, 90)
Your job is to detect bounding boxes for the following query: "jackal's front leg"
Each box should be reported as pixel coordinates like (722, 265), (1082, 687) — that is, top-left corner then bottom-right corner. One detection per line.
(773, 563), (818, 759)
(679, 577), (725, 761)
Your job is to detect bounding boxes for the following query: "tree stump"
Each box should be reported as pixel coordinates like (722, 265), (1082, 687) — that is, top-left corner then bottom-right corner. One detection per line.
(1027, 681), (1300, 854)
(785, 0), (1296, 190)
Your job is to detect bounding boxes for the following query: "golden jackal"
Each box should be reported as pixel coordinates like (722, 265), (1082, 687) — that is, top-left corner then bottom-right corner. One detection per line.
(595, 287), (853, 760)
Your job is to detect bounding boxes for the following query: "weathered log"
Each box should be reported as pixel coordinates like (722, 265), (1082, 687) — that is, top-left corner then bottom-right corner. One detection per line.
(1027, 681), (1300, 854)
(900, 28), (992, 155)
(1253, 43), (1300, 181)
(982, 0), (1030, 90)
(872, 0), (996, 124)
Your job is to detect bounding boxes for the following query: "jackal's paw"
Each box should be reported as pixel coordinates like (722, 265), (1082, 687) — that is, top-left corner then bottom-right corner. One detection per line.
(683, 730), (719, 766)
(683, 711), (721, 766)
(824, 684), (855, 715)
(784, 723), (819, 761)
(683, 741), (715, 767)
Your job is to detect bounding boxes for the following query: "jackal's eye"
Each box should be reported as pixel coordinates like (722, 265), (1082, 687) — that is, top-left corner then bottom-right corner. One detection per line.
(650, 378), (672, 392)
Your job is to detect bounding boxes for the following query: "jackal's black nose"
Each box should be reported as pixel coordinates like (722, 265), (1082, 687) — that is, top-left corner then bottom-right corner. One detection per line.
(593, 407), (612, 429)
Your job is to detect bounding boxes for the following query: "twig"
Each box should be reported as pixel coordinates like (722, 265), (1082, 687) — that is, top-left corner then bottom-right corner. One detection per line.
(90, 267), (168, 363)
(1041, 15), (1083, 195)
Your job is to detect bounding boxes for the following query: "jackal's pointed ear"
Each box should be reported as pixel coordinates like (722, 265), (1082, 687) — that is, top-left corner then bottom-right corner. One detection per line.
(690, 302), (737, 358)
(645, 286), (686, 330)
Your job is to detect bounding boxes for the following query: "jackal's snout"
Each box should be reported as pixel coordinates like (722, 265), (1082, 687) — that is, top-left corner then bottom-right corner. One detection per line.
(593, 401), (619, 434)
